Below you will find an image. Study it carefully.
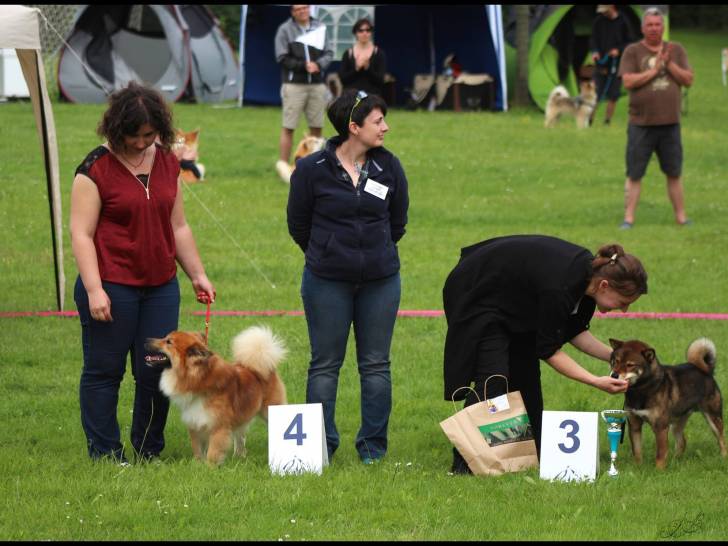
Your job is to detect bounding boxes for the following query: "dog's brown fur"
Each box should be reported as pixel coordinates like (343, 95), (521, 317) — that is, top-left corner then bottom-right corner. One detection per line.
(146, 326), (287, 466)
(275, 134), (326, 183)
(544, 80), (598, 129)
(172, 128), (205, 183)
(609, 337), (727, 469)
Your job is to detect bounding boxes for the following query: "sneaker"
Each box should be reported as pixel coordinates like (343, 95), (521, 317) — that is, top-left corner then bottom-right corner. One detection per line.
(678, 219), (692, 226)
(619, 221), (633, 230)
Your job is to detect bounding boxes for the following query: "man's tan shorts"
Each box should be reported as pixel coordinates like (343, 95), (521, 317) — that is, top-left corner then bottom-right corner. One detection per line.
(281, 83), (328, 130)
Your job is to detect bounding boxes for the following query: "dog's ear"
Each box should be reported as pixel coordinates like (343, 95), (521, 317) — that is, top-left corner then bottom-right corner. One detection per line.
(609, 338), (623, 349)
(642, 348), (656, 363)
(186, 343), (212, 360)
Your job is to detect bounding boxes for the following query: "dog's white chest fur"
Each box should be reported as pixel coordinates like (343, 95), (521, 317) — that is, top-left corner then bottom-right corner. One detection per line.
(160, 370), (214, 430)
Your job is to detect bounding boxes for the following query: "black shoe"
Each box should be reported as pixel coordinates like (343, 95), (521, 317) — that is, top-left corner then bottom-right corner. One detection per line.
(451, 448), (472, 475)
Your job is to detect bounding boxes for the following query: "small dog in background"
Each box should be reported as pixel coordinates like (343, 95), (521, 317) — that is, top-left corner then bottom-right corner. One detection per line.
(609, 337), (727, 469)
(275, 134), (326, 184)
(146, 326), (287, 466)
(544, 80), (598, 129)
(173, 128), (206, 183)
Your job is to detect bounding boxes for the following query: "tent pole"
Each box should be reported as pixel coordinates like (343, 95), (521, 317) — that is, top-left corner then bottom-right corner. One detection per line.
(238, 5), (248, 108)
(24, 50), (66, 311)
(428, 11), (435, 76)
(487, 5), (508, 111)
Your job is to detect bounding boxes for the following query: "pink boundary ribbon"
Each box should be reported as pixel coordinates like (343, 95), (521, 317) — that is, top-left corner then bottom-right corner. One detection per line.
(3, 310), (728, 320)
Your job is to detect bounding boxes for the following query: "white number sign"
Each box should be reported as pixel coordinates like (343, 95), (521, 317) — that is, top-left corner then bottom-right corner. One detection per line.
(539, 411), (599, 482)
(268, 403), (328, 475)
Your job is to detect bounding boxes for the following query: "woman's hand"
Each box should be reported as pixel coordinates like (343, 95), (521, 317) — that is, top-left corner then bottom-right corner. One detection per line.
(192, 275), (216, 304)
(592, 375), (628, 394)
(88, 287), (112, 322)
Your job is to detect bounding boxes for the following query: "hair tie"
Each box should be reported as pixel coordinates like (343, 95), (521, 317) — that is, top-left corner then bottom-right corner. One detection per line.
(610, 253), (618, 264)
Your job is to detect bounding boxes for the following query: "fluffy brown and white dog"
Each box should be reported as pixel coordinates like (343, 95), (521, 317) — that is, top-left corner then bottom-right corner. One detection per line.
(275, 134), (326, 183)
(609, 337), (727, 469)
(145, 326), (287, 466)
(544, 80), (598, 129)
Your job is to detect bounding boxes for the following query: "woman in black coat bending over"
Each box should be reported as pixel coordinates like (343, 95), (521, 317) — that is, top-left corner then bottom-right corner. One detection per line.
(443, 235), (648, 474)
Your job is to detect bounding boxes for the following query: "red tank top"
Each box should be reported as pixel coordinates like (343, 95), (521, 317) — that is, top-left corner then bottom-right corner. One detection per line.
(75, 144), (180, 286)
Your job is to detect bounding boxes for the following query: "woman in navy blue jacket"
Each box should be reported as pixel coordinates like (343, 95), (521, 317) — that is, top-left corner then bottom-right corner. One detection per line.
(287, 89), (409, 464)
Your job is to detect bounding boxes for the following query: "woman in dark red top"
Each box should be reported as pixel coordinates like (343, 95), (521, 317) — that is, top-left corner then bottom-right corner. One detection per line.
(70, 82), (215, 464)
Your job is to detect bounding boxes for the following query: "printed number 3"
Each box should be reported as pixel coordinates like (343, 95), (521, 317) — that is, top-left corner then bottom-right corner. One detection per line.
(558, 419), (580, 453)
(283, 413), (307, 446)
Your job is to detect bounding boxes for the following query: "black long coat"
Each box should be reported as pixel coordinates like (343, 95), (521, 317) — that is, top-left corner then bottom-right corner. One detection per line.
(442, 235), (597, 400)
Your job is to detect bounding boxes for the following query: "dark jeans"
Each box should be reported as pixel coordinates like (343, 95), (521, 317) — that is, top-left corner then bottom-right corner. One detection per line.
(301, 266), (401, 461)
(74, 276), (180, 461)
(453, 325), (543, 470)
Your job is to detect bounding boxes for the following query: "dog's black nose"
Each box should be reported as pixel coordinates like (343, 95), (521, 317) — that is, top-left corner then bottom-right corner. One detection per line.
(610, 371), (619, 379)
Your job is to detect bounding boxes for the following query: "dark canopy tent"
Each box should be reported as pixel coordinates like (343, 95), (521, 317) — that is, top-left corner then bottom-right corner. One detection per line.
(239, 5), (507, 111)
(374, 5), (504, 109)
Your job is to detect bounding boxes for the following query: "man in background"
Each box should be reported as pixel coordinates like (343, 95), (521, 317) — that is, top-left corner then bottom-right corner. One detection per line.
(589, 5), (635, 125)
(274, 5), (333, 181)
(618, 7), (693, 229)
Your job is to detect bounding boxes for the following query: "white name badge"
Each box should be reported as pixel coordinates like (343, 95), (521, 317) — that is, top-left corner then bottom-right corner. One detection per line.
(539, 411), (599, 482)
(363, 179), (388, 200)
(268, 403), (328, 475)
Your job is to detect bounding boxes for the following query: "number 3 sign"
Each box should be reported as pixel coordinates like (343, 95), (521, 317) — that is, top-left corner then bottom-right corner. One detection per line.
(539, 411), (599, 482)
(268, 403), (329, 475)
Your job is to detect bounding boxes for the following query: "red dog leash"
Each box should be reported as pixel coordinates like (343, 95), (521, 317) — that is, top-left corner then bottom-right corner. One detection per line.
(197, 292), (214, 345)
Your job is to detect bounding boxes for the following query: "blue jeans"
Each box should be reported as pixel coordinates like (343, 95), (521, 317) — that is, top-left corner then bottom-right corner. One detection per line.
(74, 276), (180, 461)
(301, 267), (401, 461)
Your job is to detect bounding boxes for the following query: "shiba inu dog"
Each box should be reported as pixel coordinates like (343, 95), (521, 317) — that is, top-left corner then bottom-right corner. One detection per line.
(544, 80), (598, 129)
(609, 337), (727, 469)
(146, 326), (287, 466)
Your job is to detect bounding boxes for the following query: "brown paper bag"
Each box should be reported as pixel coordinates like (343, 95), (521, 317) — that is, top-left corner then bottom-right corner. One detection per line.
(440, 376), (539, 475)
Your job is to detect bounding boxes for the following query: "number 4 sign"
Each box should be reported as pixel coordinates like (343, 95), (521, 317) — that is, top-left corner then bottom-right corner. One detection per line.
(539, 411), (599, 482)
(268, 403), (329, 475)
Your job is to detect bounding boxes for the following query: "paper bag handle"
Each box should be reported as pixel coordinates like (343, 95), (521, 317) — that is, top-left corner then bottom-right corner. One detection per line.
(483, 374), (509, 401)
(450, 386), (480, 412)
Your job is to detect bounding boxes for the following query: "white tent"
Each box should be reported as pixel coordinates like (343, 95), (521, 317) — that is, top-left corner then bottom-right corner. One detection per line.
(0, 5), (65, 310)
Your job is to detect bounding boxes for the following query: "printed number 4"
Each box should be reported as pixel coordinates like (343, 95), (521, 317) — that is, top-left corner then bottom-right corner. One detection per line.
(283, 413), (307, 446)
(558, 419), (580, 454)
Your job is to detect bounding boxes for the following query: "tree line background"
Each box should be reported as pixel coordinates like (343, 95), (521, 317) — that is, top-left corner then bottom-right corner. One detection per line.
(206, 5), (728, 54)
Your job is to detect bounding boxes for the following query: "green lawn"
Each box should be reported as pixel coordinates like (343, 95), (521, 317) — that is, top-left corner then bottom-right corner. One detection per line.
(1, 29), (727, 540)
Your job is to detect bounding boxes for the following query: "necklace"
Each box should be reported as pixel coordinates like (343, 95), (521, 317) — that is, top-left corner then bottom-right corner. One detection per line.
(118, 147), (148, 169)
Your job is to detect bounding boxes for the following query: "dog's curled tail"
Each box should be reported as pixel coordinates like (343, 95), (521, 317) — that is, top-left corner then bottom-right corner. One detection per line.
(687, 337), (717, 375)
(232, 325), (287, 378)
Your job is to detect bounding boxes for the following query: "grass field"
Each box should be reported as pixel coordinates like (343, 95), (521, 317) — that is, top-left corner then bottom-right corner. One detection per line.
(1, 29), (728, 540)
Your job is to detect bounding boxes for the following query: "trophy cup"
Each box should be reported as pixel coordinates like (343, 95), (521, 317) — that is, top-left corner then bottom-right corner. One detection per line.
(600, 410), (628, 476)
